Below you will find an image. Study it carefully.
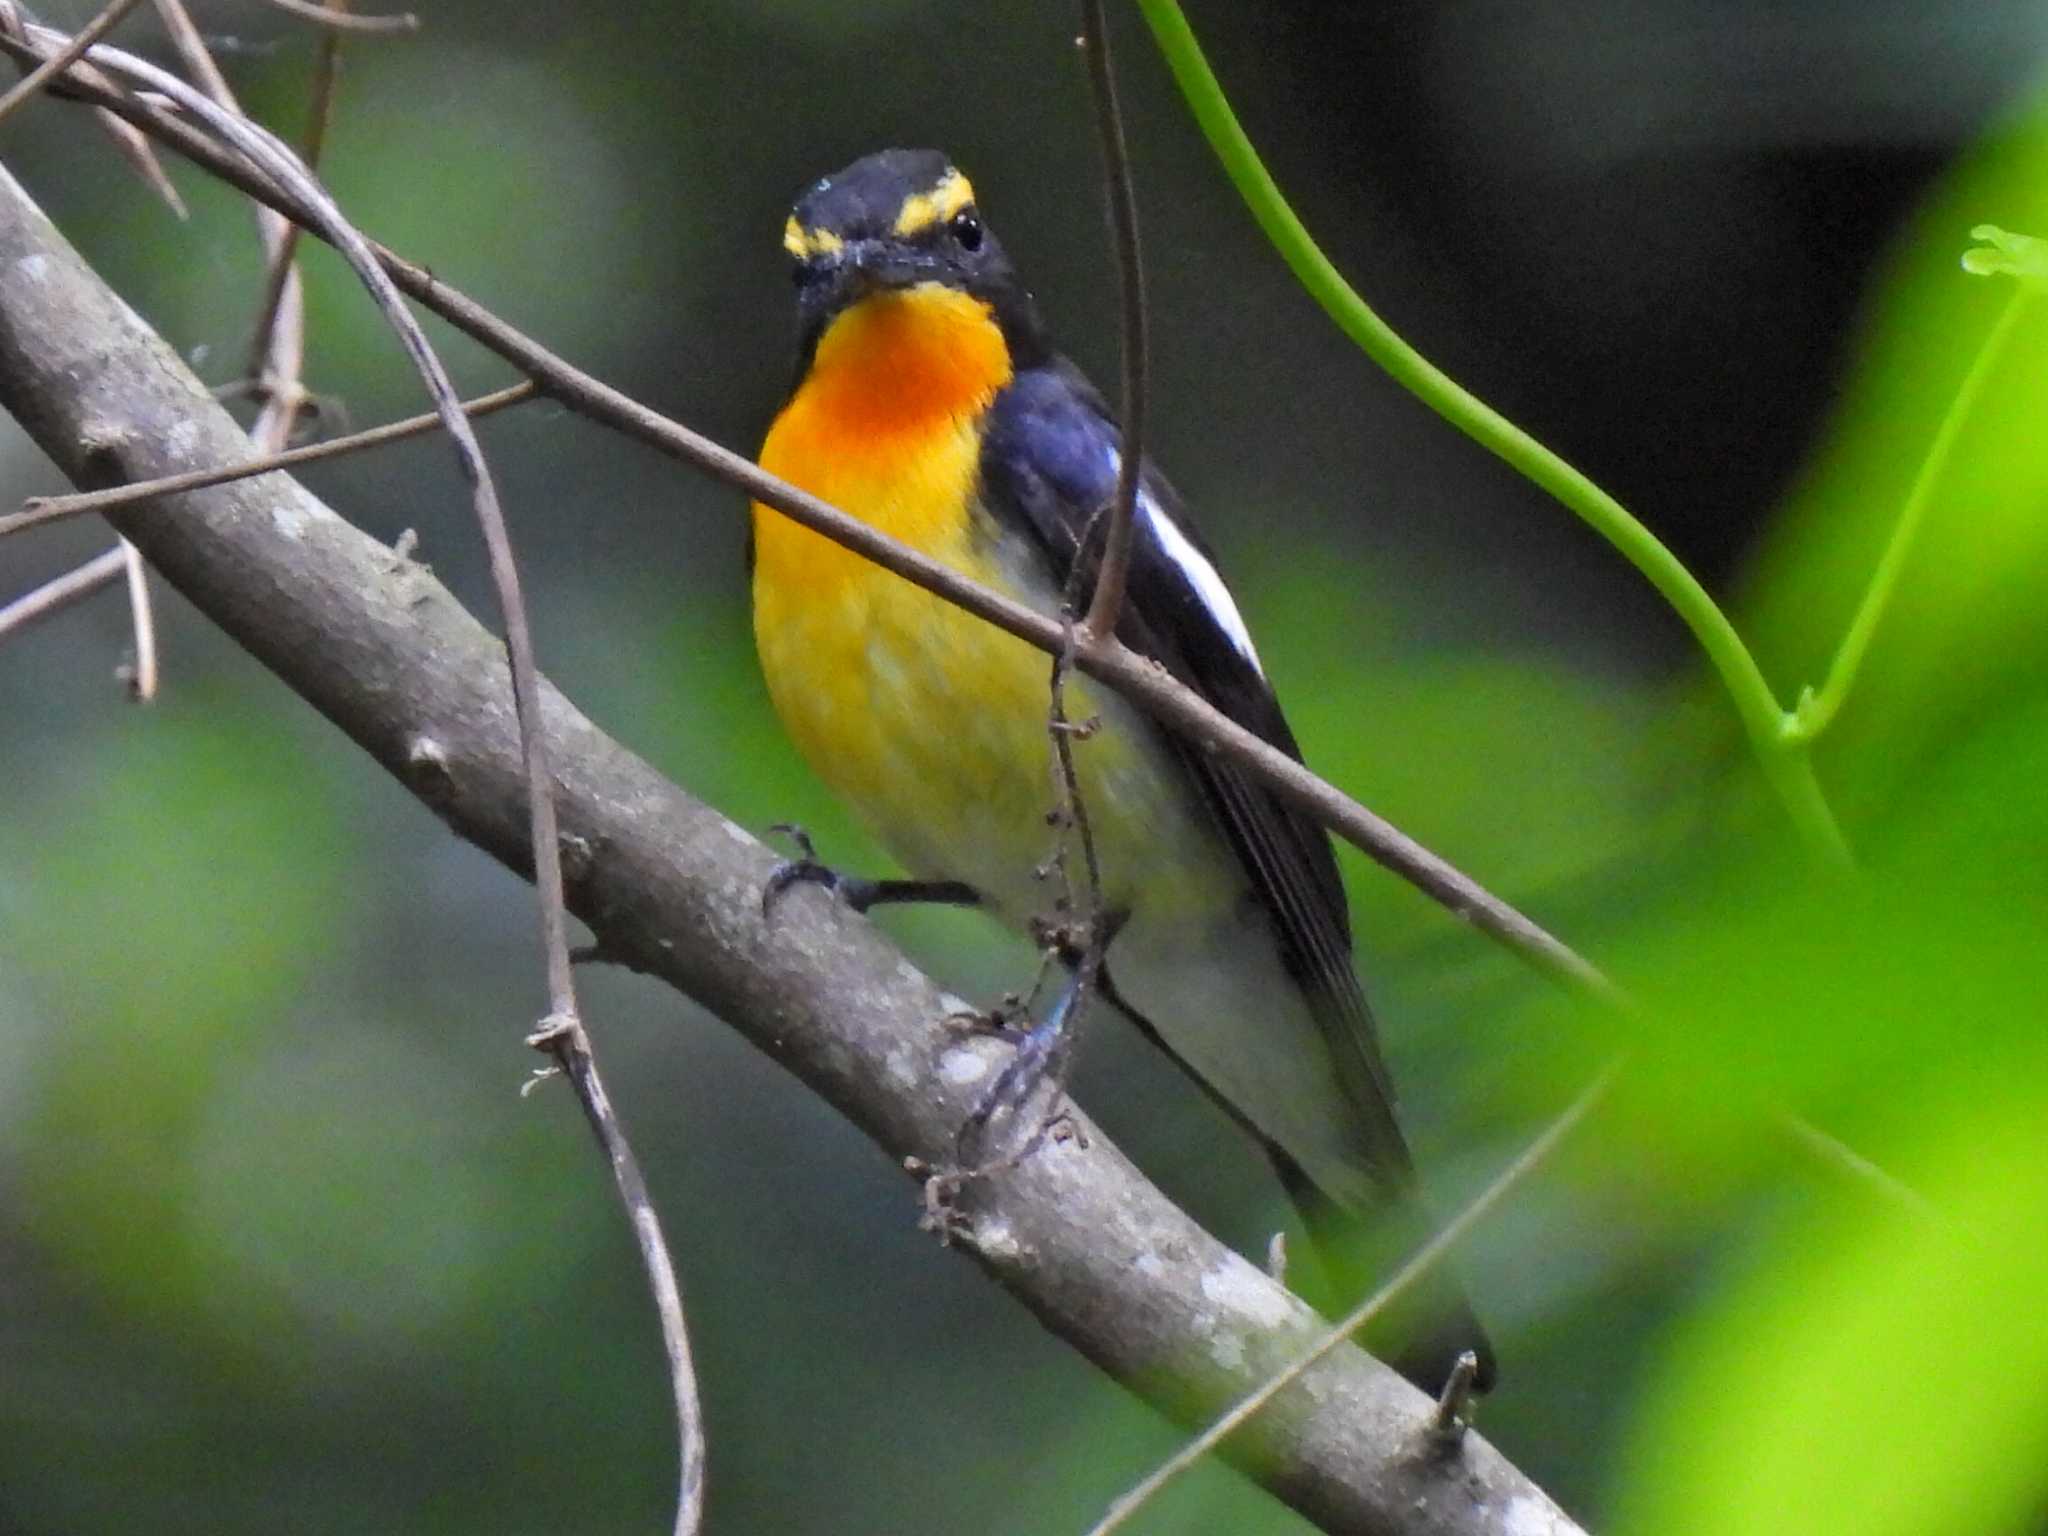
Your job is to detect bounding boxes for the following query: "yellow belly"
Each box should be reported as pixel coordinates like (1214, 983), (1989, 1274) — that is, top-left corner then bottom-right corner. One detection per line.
(756, 464), (1224, 917)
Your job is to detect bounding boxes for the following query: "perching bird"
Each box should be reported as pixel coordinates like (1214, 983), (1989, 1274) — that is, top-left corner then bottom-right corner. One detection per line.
(749, 148), (1492, 1393)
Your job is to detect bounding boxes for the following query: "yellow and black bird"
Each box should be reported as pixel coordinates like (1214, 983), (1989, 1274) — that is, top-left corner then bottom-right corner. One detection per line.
(750, 148), (1493, 1393)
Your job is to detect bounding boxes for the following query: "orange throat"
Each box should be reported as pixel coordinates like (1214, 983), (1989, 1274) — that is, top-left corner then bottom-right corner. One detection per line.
(780, 282), (1013, 442)
(753, 282), (1014, 586)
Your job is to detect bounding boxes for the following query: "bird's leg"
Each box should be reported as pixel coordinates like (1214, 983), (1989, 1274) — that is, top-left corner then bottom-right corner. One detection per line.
(760, 823), (981, 916)
(957, 909), (1122, 1164)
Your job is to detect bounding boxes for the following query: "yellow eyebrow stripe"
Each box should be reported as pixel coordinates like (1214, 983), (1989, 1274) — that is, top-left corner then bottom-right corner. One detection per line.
(891, 169), (975, 237)
(783, 216), (844, 260)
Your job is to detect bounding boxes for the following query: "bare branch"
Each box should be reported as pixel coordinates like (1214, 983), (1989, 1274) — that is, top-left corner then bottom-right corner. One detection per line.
(529, 1013), (707, 1536)
(1086, 1064), (1619, 1536)
(102, 20), (579, 1053)
(243, 0), (354, 413)
(0, 544), (126, 643)
(1779, 1112), (1946, 1226)
(1076, 0), (1146, 644)
(259, 0), (417, 34)
(0, 537), (156, 698)
(90, 101), (188, 218)
(151, 0), (313, 452)
(4, 380), (536, 535)
(117, 536), (156, 699)
(0, 0), (143, 125)
(0, 162), (1583, 1536)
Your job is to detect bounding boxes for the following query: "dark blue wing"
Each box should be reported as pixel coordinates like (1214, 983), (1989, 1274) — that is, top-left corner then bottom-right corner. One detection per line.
(979, 358), (1415, 1189)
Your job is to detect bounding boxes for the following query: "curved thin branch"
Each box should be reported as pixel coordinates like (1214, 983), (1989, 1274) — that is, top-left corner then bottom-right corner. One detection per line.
(114, 0), (578, 1115)
(0, 544), (127, 641)
(4, 381), (536, 534)
(8, 26), (704, 1531)
(0, 0), (142, 124)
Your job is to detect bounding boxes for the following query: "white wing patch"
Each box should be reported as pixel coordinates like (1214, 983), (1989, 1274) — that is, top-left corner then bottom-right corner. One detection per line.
(1109, 451), (1263, 674)
(1145, 496), (1264, 673)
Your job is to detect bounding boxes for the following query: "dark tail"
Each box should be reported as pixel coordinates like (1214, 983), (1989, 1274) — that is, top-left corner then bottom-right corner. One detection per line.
(1274, 1152), (1498, 1397)
(1100, 966), (1496, 1394)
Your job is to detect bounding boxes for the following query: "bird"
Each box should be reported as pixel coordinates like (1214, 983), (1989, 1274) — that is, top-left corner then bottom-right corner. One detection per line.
(748, 148), (1493, 1394)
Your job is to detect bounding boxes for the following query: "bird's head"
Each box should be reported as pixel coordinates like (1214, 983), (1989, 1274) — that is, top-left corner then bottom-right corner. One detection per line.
(782, 149), (1047, 376)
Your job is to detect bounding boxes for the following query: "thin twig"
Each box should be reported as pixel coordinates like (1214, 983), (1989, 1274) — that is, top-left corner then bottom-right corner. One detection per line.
(1779, 1113), (1946, 1226)
(1077, 0), (1146, 644)
(0, 0), (143, 125)
(259, 0), (416, 33)
(90, 101), (188, 217)
(0, 545), (126, 643)
(298, 3), (346, 163)
(531, 1015), (707, 1536)
(1045, 625), (1105, 914)
(153, 0), (313, 452)
(244, 0), (354, 405)
(1085, 1062), (1621, 1536)
(117, 536), (156, 699)
(4, 380), (536, 535)
(44, 34), (702, 1533)
(1045, 515), (1110, 923)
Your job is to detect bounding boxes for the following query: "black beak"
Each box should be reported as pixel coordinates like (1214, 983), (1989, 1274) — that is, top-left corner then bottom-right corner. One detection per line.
(800, 238), (943, 327)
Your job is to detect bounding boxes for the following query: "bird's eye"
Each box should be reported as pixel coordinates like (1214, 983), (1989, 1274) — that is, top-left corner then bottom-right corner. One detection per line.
(791, 262), (818, 290)
(948, 209), (984, 253)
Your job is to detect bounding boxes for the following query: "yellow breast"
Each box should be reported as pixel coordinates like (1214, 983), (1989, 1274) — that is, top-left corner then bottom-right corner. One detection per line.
(751, 284), (1215, 917)
(750, 286), (1038, 884)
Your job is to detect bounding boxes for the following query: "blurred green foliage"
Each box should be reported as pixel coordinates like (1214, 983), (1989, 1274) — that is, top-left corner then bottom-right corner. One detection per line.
(1595, 93), (2048, 1536)
(2, 2), (2046, 1534)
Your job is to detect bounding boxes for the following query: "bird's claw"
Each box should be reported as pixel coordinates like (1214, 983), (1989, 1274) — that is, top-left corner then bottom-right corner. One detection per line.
(762, 823), (840, 917)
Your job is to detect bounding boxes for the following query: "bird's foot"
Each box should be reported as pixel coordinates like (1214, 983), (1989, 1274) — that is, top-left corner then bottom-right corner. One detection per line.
(761, 823), (980, 917)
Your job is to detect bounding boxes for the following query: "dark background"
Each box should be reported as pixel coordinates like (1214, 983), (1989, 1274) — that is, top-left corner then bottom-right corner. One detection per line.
(4, 2), (2045, 1532)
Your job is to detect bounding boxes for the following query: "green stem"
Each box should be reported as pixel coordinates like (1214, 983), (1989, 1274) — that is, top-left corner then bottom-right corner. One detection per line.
(1785, 286), (2030, 745)
(1133, 0), (1851, 865)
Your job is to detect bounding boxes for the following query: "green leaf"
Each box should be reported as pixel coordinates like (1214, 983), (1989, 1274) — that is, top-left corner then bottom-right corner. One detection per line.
(1961, 223), (2048, 285)
(1615, 1085), (2048, 1536)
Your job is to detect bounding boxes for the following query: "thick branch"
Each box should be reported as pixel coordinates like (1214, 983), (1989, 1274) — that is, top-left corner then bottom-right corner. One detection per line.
(0, 164), (1581, 1536)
